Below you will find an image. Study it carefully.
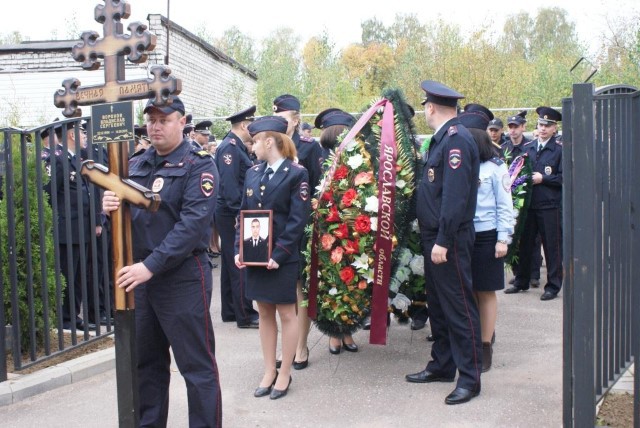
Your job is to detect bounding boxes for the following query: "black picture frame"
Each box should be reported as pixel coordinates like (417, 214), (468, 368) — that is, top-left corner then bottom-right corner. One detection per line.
(239, 210), (273, 266)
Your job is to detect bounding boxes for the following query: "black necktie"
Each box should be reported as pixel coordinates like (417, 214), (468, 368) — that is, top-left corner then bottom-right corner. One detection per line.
(537, 143), (543, 154)
(261, 167), (273, 186)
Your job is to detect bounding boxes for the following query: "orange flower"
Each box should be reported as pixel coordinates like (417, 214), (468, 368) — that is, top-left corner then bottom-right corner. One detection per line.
(357, 280), (367, 290)
(321, 233), (336, 250)
(331, 247), (344, 263)
(354, 171), (374, 186)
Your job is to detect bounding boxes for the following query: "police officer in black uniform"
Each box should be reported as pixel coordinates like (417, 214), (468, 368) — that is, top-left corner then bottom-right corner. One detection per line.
(505, 106), (563, 301)
(502, 111), (543, 287)
(194, 120), (213, 150)
(214, 105), (260, 328)
(102, 97), (222, 427)
(314, 108), (355, 162)
(405, 80), (482, 405)
(487, 117), (508, 149)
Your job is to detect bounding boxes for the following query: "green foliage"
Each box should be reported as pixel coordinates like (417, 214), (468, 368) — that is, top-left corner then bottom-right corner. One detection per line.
(1, 136), (59, 351)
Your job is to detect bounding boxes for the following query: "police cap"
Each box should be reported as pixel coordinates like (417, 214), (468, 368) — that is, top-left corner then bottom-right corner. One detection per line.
(195, 120), (212, 135)
(272, 94), (300, 113)
(314, 108), (355, 129)
(226, 105), (256, 124)
(487, 118), (504, 130)
(420, 80), (464, 108)
(507, 110), (528, 125)
(536, 106), (562, 125)
(459, 103), (494, 130)
(247, 116), (289, 137)
(143, 96), (185, 116)
(301, 122), (314, 131)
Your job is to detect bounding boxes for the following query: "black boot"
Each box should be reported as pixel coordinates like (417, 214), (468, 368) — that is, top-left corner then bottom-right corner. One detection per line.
(482, 342), (492, 372)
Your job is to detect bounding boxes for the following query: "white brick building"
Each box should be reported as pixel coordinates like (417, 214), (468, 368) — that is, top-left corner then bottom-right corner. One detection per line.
(0, 14), (257, 128)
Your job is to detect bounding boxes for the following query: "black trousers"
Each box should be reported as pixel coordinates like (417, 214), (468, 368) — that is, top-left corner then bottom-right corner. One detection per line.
(515, 208), (563, 294)
(422, 227), (482, 392)
(136, 253), (221, 428)
(60, 243), (87, 324)
(216, 213), (258, 326)
(512, 233), (543, 279)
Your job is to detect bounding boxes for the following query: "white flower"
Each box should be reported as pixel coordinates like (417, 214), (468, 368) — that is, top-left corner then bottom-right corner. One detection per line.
(391, 293), (412, 312)
(364, 196), (378, 212)
(396, 179), (406, 189)
(347, 154), (364, 170)
(389, 278), (401, 293)
(370, 216), (378, 231)
(351, 253), (370, 270)
(395, 266), (411, 283)
(411, 219), (420, 233)
(409, 255), (425, 275)
(363, 269), (375, 283)
(345, 139), (357, 152)
(398, 248), (412, 266)
(328, 287), (338, 295)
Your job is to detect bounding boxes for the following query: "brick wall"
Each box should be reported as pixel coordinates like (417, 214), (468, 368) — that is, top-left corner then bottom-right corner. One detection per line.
(0, 15), (257, 128)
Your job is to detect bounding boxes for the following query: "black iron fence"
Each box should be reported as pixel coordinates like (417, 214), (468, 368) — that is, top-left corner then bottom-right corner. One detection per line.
(563, 83), (640, 427)
(0, 117), (120, 379)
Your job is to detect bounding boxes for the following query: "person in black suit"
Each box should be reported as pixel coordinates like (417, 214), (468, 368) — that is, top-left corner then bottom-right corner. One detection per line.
(242, 218), (269, 263)
(235, 116), (311, 400)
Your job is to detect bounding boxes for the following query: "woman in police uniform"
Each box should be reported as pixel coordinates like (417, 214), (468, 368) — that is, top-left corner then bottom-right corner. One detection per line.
(235, 116), (311, 400)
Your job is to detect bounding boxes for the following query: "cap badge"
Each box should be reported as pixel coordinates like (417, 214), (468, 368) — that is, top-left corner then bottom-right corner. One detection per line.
(544, 166), (552, 175)
(428, 168), (435, 182)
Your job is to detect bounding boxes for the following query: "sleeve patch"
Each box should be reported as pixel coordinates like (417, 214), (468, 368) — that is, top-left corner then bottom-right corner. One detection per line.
(201, 172), (215, 197)
(299, 182), (310, 201)
(223, 153), (233, 165)
(448, 149), (462, 169)
(502, 173), (511, 192)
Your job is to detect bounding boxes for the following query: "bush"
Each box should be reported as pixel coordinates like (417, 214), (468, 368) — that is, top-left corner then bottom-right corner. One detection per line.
(1, 135), (59, 352)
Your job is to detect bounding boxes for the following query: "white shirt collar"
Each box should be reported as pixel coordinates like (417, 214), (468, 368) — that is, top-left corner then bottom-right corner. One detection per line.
(267, 157), (285, 175)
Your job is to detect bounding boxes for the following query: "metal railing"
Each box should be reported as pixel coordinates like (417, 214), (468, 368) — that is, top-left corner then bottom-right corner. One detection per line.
(563, 83), (640, 427)
(0, 118), (117, 379)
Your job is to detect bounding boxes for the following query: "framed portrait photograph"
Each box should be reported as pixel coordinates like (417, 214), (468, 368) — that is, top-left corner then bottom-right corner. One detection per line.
(239, 210), (273, 266)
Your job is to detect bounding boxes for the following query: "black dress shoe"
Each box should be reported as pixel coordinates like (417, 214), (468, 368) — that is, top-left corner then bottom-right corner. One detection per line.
(540, 291), (558, 301)
(342, 339), (358, 352)
(530, 278), (540, 288)
(482, 342), (492, 373)
(238, 319), (259, 329)
(508, 277), (515, 285)
(63, 319), (85, 331)
(362, 316), (371, 330)
(269, 376), (292, 400)
(504, 285), (528, 294)
(426, 334), (435, 342)
(405, 369), (455, 383)
(329, 343), (341, 355)
(293, 347), (309, 370)
(254, 372), (278, 398)
(445, 387), (479, 405)
(410, 318), (427, 330)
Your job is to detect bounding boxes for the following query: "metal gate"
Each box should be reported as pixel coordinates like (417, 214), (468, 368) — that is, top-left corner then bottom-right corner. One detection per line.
(563, 83), (640, 427)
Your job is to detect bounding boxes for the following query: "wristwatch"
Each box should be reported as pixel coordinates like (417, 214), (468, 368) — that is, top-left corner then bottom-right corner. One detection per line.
(497, 240), (509, 245)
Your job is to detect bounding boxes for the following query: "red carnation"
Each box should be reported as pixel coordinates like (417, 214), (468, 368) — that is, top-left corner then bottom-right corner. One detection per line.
(340, 266), (356, 284)
(334, 165), (349, 180)
(344, 239), (359, 254)
(322, 190), (333, 201)
(326, 205), (340, 222)
(354, 215), (371, 234)
(341, 188), (358, 207)
(333, 223), (349, 239)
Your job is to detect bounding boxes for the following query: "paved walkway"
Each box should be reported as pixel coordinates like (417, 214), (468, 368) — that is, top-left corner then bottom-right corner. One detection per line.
(0, 269), (564, 427)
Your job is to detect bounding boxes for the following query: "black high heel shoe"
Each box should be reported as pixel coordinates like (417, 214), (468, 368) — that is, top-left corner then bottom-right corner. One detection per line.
(329, 339), (341, 355)
(342, 339), (358, 352)
(254, 371), (278, 398)
(293, 347), (309, 370)
(269, 376), (292, 400)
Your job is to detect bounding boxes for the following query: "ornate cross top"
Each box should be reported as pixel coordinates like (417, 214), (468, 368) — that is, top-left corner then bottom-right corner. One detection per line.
(54, 0), (181, 117)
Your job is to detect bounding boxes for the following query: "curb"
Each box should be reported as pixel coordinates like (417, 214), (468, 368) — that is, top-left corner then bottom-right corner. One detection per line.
(0, 346), (115, 406)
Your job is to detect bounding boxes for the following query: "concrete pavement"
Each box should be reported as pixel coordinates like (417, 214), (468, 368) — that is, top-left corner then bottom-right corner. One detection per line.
(0, 268), (564, 427)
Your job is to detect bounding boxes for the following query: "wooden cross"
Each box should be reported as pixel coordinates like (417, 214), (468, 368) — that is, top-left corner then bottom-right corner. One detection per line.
(54, 2), (181, 426)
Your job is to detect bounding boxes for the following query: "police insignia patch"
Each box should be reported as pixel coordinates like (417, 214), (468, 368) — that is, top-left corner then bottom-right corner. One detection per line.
(224, 154), (232, 165)
(428, 168), (435, 182)
(502, 174), (511, 192)
(300, 182), (309, 201)
(200, 173), (215, 197)
(544, 166), (552, 175)
(448, 149), (462, 169)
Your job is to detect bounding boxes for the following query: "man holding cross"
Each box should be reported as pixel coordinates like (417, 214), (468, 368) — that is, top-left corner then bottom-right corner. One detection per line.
(103, 96), (222, 427)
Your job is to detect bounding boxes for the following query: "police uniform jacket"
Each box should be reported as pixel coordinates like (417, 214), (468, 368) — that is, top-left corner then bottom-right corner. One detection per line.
(214, 131), (253, 217)
(524, 136), (562, 210)
(236, 159), (311, 266)
(45, 148), (97, 245)
(417, 118), (480, 248)
(501, 136), (530, 161)
(475, 158), (514, 243)
(293, 133), (323, 192)
(128, 139), (219, 274)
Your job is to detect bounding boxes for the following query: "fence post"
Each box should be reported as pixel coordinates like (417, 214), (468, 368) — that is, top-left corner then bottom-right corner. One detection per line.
(567, 83), (597, 426)
(632, 91), (640, 428)
(0, 134), (6, 382)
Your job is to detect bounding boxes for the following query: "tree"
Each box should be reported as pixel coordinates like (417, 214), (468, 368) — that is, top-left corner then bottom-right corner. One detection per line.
(361, 17), (392, 46)
(0, 31), (25, 45)
(214, 26), (257, 71)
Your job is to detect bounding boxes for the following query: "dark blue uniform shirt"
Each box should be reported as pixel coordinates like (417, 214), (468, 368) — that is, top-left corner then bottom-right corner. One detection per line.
(524, 136), (562, 209)
(128, 139), (219, 274)
(293, 133), (323, 195)
(214, 131), (253, 216)
(417, 117), (480, 248)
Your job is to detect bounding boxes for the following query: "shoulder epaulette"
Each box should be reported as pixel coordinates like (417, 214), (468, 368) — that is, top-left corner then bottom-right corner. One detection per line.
(555, 140), (563, 146)
(299, 135), (315, 143)
(448, 125), (458, 136)
(523, 140), (535, 147)
(489, 157), (504, 166)
(129, 148), (146, 159)
(195, 149), (210, 158)
(291, 162), (304, 169)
